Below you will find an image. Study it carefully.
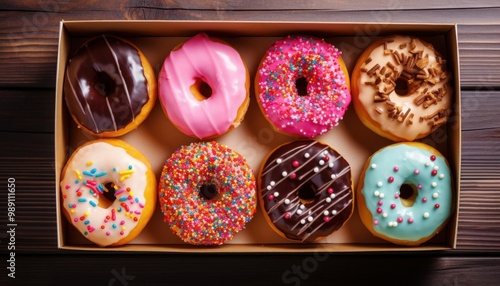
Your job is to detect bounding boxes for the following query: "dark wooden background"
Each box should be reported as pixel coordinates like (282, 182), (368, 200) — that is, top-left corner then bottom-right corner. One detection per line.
(1, 1), (500, 285)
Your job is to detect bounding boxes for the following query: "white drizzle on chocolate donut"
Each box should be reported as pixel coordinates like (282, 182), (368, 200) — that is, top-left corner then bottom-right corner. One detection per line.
(259, 140), (353, 242)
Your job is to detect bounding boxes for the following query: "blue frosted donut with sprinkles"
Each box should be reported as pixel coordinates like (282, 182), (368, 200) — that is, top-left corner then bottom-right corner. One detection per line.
(357, 142), (454, 246)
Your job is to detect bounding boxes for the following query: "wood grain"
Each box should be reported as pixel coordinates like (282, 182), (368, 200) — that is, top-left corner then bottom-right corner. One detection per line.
(2, 254), (499, 285)
(1, 0), (500, 284)
(2, 3), (500, 87)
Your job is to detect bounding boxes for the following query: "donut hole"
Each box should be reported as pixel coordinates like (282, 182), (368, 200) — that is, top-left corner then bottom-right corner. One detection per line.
(395, 77), (409, 96)
(94, 72), (116, 97)
(399, 182), (418, 207)
(99, 182), (117, 209)
(298, 183), (316, 205)
(191, 78), (213, 101)
(199, 183), (219, 200)
(295, 77), (308, 96)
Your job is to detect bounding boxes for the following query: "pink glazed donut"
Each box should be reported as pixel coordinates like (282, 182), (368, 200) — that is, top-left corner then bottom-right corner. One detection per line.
(158, 33), (250, 139)
(255, 35), (351, 138)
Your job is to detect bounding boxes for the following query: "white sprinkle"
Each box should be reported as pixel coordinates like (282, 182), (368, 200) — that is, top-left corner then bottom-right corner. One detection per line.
(323, 210), (329, 216)
(377, 181), (383, 187)
(331, 174), (336, 179)
(304, 153), (310, 158)
(323, 151), (329, 156)
(300, 205), (305, 210)
(423, 212), (430, 218)
(300, 219), (306, 224)
(432, 192), (439, 199)
(297, 209), (303, 215)
(374, 191), (380, 197)
(326, 197), (332, 203)
(284, 199), (290, 205)
(319, 160), (325, 166)
(329, 162), (334, 168)
(434, 165), (439, 170)
(276, 158), (282, 164)
(307, 216), (313, 222)
(379, 193), (385, 199)
(270, 181), (276, 186)
(431, 182), (437, 188)
(266, 185), (272, 191)
(383, 212), (388, 218)
(273, 192), (279, 197)
(331, 210), (337, 215)
(330, 194), (336, 199)
(425, 162), (431, 167)
(282, 171), (288, 177)
(314, 167), (319, 173)
(371, 163), (377, 169)
(439, 174), (445, 179)
(388, 222), (394, 227)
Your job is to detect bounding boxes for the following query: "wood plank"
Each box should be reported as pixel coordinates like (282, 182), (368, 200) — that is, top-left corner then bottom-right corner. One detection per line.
(0, 132), (54, 158)
(4, 0), (500, 12)
(458, 24), (500, 86)
(2, 5), (500, 87)
(0, 89), (54, 133)
(457, 181), (500, 250)
(3, 254), (500, 285)
(0, 157), (57, 253)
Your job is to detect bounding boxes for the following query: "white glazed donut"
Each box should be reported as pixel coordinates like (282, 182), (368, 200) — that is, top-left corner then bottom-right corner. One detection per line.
(60, 139), (156, 247)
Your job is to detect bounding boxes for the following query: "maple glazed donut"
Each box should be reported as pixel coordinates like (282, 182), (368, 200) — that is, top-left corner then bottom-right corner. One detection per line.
(351, 35), (452, 142)
(357, 142), (453, 246)
(255, 35), (351, 138)
(64, 35), (157, 137)
(60, 139), (156, 247)
(158, 33), (250, 139)
(158, 141), (257, 245)
(258, 140), (354, 242)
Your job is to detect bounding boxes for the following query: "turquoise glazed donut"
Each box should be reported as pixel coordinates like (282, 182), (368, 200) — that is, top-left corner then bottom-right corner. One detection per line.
(357, 142), (453, 246)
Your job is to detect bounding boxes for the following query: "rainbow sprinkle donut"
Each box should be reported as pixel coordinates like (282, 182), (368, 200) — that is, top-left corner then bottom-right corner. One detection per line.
(60, 139), (157, 247)
(255, 35), (351, 138)
(158, 141), (257, 245)
(357, 142), (453, 246)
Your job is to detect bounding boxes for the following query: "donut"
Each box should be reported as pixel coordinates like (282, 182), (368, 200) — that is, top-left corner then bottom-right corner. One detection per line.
(357, 142), (453, 246)
(64, 35), (157, 137)
(255, 35), (351, 138)
(258, 140), (354, 242)
(158, 141), (257, 245)
(158, 33), (250, 139)
(60, 139), (156, 247)
(351, 35), (452, 142)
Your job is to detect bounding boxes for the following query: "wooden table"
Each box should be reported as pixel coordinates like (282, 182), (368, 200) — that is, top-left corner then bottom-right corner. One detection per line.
(1, 1), (500, 284)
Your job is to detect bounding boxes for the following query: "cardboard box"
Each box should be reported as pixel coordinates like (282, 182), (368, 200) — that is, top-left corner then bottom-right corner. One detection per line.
(55, 20), (461, 252)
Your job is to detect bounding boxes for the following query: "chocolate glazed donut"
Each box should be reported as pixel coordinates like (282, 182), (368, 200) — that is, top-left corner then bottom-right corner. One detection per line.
(258, 140), (354, 242)
(64, 35), (154, 136)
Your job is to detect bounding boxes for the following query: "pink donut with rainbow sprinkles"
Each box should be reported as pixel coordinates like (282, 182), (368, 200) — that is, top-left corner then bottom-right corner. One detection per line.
(255, 35), (351, 138)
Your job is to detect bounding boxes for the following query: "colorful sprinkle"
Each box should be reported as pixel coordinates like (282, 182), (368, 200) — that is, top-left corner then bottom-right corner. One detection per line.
(158, 141), (256, 245)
